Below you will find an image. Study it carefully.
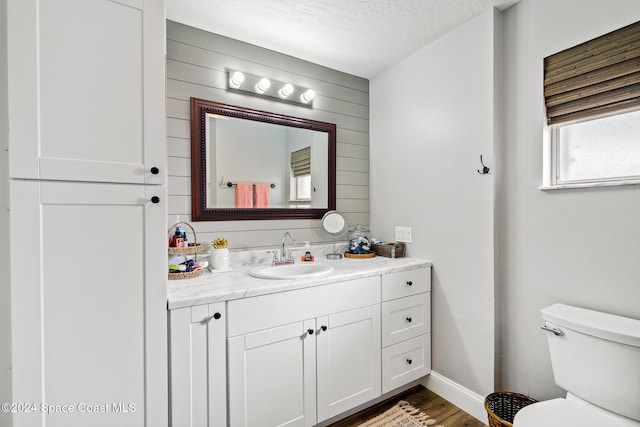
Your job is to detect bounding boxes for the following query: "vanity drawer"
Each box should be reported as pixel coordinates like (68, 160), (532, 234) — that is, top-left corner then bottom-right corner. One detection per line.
(381, 293), (430, 347)
(382, 334), (431, 394)
(381, 268), (430, 301)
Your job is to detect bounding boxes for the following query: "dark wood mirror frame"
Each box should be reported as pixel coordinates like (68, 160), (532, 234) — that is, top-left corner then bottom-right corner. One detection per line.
(190, 98), (337, 221)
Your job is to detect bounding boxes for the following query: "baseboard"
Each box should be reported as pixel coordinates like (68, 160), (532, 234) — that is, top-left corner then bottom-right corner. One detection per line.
(422, 371), (487, 423)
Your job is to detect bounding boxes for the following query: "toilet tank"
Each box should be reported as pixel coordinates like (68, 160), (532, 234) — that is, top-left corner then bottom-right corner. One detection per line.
(541, 303), (640, 422)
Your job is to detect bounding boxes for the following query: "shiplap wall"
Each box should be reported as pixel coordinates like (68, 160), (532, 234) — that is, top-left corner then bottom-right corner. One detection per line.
(166, 21), (369, 250)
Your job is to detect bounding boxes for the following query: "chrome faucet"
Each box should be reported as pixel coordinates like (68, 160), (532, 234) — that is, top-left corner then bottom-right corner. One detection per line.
(273, 232), (296, 265)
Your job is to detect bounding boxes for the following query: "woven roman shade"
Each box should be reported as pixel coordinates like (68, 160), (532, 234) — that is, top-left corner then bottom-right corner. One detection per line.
(544, 20), (640, 125)
(290, 146), (311, 177)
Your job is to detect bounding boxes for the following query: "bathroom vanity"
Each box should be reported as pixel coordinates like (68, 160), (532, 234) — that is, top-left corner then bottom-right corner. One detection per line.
(167, 256), (431, 427)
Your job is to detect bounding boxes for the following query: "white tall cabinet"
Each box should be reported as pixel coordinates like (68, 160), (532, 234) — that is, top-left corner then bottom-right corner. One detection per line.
(2, 1), (167, 426)
(7, 0), (166, 184)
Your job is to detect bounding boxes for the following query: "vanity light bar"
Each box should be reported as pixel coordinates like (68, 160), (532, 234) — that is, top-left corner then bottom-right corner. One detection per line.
(227, 70), (315, 107)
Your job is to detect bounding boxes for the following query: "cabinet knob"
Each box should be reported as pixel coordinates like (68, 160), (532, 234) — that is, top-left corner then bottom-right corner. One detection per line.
(406, 358), (413, 365)
(406, 317), (412, 323)
(307, 328), (314, 335)
(321, 325), (327, 331)
(406, 280), (413, 286)
(213, 312), (221, 320)
(150, 166), (160, 175)
(151, 196), (160, 204)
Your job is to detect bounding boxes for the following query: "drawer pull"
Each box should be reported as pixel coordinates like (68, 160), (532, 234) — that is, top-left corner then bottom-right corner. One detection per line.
(321, 325), (327, 332)
(406, 317), (412, 323)
(213, 312), (221, 320)
(406, 280), (413, 286)
(150, 166), (160, 175)
(406, 358), (413, 365)
(307, 328), (315, 335)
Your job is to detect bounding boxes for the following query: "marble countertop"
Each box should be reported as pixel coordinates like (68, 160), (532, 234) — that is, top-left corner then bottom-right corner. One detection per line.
(167, 255), (431, 310)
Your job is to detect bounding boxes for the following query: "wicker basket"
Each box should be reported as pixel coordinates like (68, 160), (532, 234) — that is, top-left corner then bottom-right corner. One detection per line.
(168, 221), (204, 280)
(484, 392), (538, 427)
(343, 251), (375, 259)
(168, 221), (204, 255)
(168, 269), (203, 280)
(372, 242), (405, 258)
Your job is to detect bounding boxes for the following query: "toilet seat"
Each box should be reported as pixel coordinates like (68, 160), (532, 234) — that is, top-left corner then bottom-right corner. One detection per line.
(514, 398), (640, 427)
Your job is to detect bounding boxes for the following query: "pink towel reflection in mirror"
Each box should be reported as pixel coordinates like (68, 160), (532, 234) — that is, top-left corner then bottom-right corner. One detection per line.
(254, 183), (271, 208)
(235, 182), (253, 208)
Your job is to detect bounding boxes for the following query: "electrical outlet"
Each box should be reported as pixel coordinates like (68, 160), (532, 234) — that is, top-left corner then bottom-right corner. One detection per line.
(395, 226), (412, 243)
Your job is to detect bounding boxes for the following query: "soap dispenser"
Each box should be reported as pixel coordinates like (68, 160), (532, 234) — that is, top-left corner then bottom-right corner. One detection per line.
(303, 241), (314, 262)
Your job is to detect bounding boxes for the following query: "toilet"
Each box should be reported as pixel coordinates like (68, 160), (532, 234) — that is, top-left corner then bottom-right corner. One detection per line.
(514, 303), (640, 427)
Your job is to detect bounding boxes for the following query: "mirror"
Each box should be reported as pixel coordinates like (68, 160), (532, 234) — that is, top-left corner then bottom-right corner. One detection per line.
(321, 210), (347, 235)
(321, 210), (348, 259)
(191, 98), (337, 221)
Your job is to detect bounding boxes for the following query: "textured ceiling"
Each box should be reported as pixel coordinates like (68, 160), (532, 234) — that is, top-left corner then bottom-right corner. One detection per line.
(165, 0), (518, 79)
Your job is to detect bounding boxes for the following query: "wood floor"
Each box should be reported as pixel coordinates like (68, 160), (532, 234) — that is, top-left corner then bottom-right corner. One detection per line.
(328, 385), (488, 427)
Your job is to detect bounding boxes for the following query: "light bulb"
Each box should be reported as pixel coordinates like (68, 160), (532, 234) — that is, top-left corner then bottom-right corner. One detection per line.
(278, 83), (294, 98)
(255, 77), (271, 94)
(229, 71), (245, 88)
(300, 89), (315, 104)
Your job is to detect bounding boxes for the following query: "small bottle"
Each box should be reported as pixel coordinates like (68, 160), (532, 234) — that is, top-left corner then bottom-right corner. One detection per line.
(303, 241), (313, 262)
(173, 225), (183, 247)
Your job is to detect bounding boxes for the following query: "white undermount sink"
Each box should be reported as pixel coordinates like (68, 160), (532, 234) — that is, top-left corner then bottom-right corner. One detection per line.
(249, 262), (334, 280)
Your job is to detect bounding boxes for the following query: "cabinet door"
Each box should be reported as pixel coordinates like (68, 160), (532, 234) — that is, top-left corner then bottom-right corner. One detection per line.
(170, 302), (226, 427)
(228, 320), (317, 427)
(316, 305), (381, 423)
(7, 0), (165, 184)
(9, 180), (167, 427)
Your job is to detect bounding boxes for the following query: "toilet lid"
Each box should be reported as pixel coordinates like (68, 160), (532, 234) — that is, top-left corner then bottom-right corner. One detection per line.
(514, 398), (639, 427)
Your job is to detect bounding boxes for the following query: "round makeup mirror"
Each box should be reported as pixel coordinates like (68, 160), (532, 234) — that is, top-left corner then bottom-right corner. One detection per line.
(321, 210), (348, 259)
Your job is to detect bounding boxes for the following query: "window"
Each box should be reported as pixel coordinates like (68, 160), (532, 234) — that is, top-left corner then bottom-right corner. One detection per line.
(295, 175), (312, 200)
(290, 146), (311, 201)
(546, 109), (640, 187)
(542, 20), (640, 189)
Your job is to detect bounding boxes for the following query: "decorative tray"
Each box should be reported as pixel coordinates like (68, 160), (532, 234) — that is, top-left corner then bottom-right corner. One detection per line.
(343, 252), (375, 259)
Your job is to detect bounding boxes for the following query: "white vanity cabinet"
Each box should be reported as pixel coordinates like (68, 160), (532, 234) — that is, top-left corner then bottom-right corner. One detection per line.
(170, 302), (227, 427)
(227, 277), (382, 427)
(6, 0), (165, 184)
(166, 263), (431, 427)
(380, 269), (432, 393)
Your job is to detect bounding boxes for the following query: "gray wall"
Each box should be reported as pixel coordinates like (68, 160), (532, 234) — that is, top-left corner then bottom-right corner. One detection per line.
(166, 21), (369, 250)
(370, 9), (501, 401)
(501, 0), (640, 399)
(372, 0), (640, 408)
